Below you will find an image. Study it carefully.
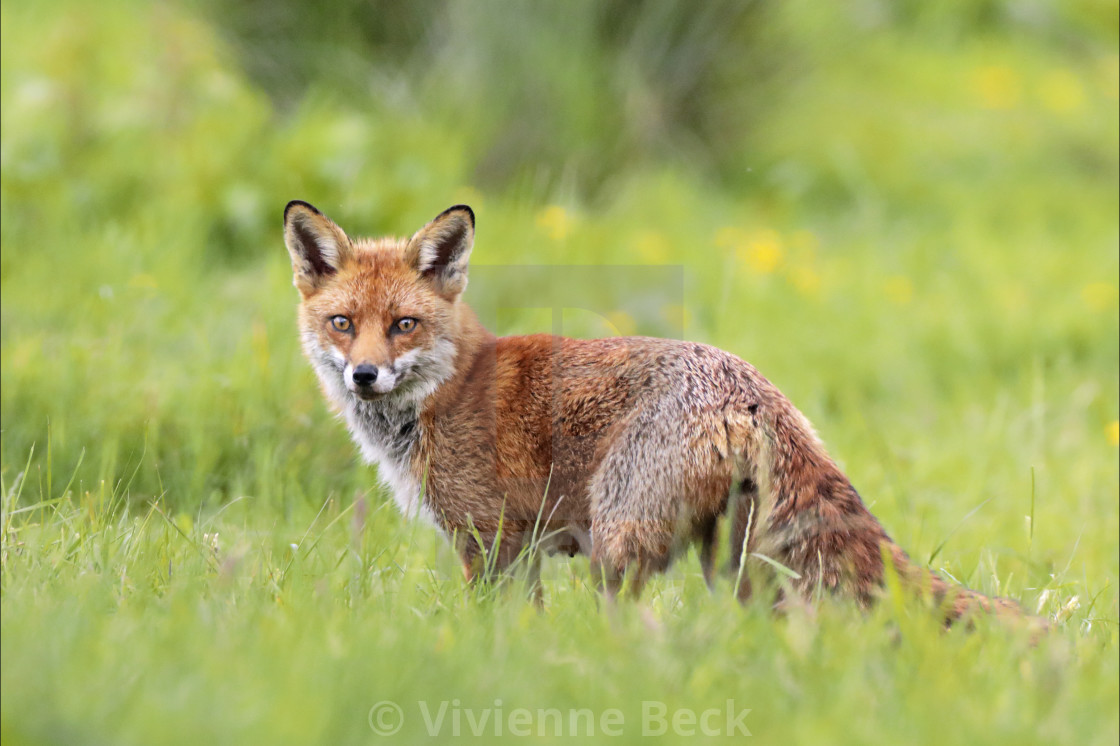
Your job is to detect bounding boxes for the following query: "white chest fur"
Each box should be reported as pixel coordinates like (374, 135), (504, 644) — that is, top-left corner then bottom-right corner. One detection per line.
(343, 400), (439, 528)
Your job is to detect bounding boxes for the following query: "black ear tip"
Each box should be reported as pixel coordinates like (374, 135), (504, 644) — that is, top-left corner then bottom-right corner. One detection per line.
(284, 200), (321, 222)
(440, 204), (475, 227)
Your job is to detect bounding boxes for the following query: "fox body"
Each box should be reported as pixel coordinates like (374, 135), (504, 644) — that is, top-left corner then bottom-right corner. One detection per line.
(284, 201), (1021, 620)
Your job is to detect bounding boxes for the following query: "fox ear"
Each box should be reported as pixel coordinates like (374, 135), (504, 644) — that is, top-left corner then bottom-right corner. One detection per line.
(405, 205), (475, 300)
(283, 200), (352, 296)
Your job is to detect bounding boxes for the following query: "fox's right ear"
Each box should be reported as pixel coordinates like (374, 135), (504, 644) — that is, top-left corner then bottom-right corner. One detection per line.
(283, 200), (352, 296)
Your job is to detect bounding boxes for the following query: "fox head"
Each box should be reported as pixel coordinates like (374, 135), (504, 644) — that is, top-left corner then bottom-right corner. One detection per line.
(283, 201), (474, 407)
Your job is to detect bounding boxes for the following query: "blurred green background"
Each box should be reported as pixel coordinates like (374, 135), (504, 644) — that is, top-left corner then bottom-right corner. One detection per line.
(2, 1), (1118, 744)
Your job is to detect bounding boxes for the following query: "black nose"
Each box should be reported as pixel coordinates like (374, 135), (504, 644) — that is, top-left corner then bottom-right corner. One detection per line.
(352, 364), (378, 387)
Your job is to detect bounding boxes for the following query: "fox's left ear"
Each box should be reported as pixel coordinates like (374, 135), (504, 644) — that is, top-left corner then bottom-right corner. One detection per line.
(405, 205), (474, 300)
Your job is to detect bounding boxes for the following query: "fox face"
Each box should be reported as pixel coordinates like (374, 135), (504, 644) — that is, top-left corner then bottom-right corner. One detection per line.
(283, 201), (475, 409)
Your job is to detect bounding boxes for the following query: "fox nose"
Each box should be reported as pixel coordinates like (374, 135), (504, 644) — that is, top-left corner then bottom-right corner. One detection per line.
(351, 364), (378, 387)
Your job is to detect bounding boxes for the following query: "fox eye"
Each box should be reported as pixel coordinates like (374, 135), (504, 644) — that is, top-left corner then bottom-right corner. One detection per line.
(394, 317), (418, 334)
(329, 315), (352, 333)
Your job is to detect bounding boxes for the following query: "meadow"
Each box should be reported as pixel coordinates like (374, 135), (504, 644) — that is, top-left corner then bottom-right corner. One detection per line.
(1, 1), (1118, 743)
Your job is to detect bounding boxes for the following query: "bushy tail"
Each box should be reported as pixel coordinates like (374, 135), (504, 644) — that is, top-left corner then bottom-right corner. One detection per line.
(882, 542), (1030, 625)
(742, 383), (1044, 632)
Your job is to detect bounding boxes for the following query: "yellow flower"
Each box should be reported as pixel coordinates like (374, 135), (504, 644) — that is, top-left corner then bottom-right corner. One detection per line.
(1082, 282), (1118, 311)
(633, 231), (670, 263)
(973, 65), (1021, 110)
(1108, 421), (1119, 447)
(535, 205), (572, 241)
(1038, 70), (1085, 113)
(717, 226), (784, 274)
(884, 275), (913, 305)
(739, 229), (784, 275)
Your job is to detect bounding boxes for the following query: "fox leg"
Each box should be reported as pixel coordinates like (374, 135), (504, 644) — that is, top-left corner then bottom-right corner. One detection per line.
(587, 406), (732, 599)
(590, 531), (669, 600)
(454, 522), (529, 584)
(696, 514), (718, 590)
(589, 493), (678, 597)
(589, 555), (623, 599)
(588, 473), (678, 600)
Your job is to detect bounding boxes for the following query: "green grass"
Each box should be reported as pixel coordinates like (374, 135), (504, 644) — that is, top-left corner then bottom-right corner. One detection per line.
(2, 0), (1118, 744)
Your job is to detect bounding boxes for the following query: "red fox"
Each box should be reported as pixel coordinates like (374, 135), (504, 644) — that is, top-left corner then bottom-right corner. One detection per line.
(283, 200), (1025, 622)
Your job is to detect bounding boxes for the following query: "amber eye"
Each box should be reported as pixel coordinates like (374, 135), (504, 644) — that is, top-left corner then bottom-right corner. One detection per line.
(394, 317), (418, 334)
(330, 315), (352, 332)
